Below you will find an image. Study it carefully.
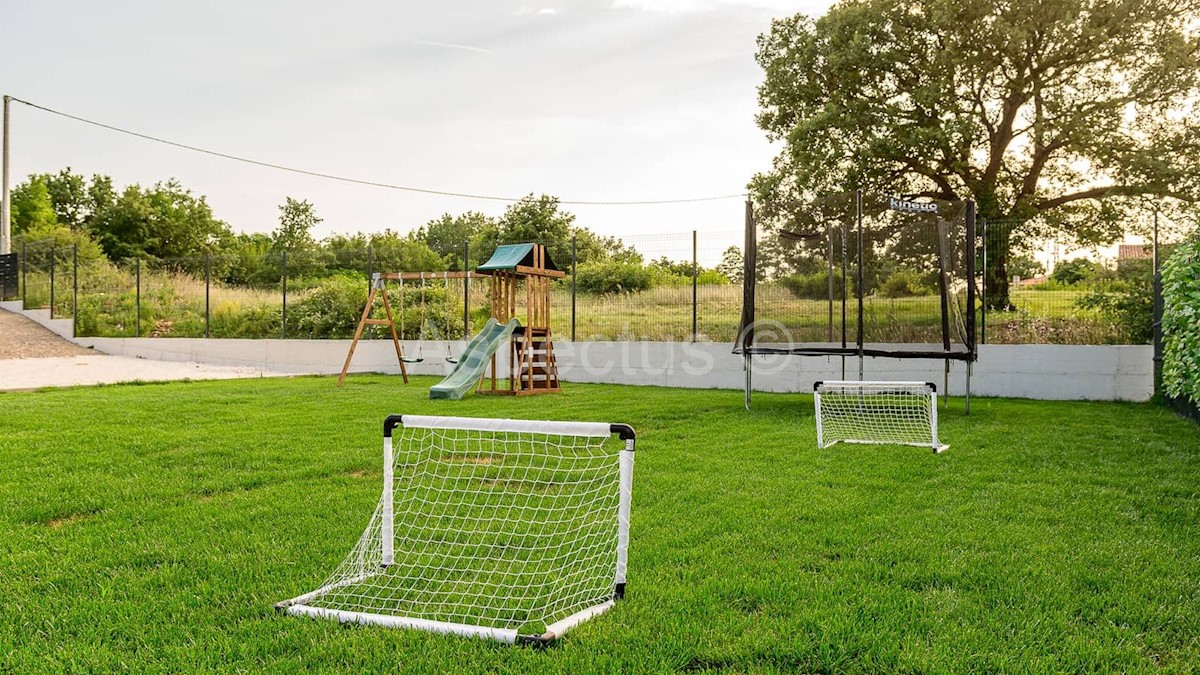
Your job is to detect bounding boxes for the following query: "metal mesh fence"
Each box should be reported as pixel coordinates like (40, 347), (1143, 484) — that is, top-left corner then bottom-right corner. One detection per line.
(7, 222), (1171, 346)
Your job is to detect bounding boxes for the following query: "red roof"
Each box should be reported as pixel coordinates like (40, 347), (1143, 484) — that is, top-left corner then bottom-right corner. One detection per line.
(1118, 244), (1152, 260)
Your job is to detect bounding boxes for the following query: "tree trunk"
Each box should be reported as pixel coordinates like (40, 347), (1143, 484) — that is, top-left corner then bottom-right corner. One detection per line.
(983, 219), (1015, 311)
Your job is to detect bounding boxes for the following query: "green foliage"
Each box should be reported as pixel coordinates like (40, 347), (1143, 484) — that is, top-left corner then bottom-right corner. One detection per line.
(717, 246), (743, 283)
(1051, 257), (1107, 286)
(1075, 269), (1154, 345)
(273, 197), (321, 252)
(751, 0), (1200, 309)
(780, 271), (845, 300)
(17, 222), (107, 268)
(90, 180), (231, 271)
(9, 176), (58, 235)
(697, 270), (730, 285)
(575, 259), (652, 294)
(286, 274), (369, 339)
(573, 229), (641, 265)
(412, 212), (493, 268)
(880, 270), (934, 298)
(1162, 233), (1200, 405)
(1008, 253), (1046, 280)
(491, 194), (576, 267)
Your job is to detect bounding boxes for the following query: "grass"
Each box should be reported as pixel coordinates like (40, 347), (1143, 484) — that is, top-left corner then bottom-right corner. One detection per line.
(1, 376), (1198, 671)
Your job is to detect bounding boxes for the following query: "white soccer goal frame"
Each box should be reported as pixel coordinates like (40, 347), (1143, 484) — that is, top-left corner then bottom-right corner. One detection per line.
(276, 414), (637, 645)
(813, 380), (947, 453)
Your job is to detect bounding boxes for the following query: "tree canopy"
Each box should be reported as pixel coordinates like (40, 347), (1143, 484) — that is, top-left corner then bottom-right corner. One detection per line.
(752, 0), (1200, 307)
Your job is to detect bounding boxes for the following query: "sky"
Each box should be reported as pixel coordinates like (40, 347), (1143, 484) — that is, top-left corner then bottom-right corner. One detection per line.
(2, 0), (837, 260)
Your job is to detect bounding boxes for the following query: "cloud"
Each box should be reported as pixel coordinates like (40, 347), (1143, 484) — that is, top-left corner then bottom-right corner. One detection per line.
(611, 0), (831, 14)
(407, 39), (491, 55)
(515, 6), (560, 16)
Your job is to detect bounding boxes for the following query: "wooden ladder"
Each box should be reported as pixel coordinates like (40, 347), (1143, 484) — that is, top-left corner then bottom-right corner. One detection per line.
(512, 328), (559, 394)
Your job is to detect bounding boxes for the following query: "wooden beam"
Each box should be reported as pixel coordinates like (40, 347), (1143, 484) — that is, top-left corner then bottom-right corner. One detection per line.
(377, 271), (485, 281)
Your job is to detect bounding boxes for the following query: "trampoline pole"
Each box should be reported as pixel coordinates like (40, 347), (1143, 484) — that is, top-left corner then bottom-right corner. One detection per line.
(966, 360), (972, 415)
(744, 353), (752, 411)
(944, 359), (949, 409)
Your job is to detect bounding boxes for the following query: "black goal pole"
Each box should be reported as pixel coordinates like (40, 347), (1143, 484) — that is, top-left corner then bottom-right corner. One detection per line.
(855, 189), (864, 381)
(965, 201), (977, 415)
(936, 215), (952, 408)
(741, 199), (757, 410)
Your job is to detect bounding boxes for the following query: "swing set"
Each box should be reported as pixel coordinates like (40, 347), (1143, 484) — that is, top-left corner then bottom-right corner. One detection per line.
(336, 270), (479, 387)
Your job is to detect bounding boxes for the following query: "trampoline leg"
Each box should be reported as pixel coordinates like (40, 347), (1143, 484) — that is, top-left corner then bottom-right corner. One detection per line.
(943, 359), (950, 409)
(744, 353), (752, 411)
(966, 361), (972, 415)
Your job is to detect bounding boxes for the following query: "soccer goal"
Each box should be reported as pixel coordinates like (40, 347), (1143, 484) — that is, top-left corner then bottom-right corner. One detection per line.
(276, 414), (637, 644)
(813, 381), (946, 453)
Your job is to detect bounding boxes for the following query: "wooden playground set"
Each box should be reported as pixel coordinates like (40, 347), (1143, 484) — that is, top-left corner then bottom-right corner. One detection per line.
(337, 243), (565, 398)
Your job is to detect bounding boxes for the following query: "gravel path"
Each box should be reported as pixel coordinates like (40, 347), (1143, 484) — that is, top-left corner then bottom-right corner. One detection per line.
(0, 309), (92, 359)
(0, 308), (297, 390)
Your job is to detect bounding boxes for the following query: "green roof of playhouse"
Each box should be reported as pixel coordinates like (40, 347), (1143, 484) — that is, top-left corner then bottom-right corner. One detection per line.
(477, 243), (560, 272)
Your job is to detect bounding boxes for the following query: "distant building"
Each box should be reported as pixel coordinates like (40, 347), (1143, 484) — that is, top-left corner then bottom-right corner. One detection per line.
(1118, 244), (1152, 260)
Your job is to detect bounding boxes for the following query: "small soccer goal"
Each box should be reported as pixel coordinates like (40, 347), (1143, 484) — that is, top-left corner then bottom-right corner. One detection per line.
(276, 414), (637, 644)
(813, 380), (946, 453)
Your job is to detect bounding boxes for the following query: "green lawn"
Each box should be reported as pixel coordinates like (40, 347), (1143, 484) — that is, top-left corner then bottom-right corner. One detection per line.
(1, 377), (1198, 672)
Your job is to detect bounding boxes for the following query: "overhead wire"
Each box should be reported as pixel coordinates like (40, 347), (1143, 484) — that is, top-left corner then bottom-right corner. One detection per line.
(7, 96), (748, 206)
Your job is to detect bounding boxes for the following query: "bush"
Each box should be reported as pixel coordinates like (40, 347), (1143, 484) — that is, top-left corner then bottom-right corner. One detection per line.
(575, 259), (652, 294)
(1075, 279), (1154, 344)
(779, 271), (844, 299)
(697, 270), (730, 285)
(1050, 257), (1107, 285)
(1162, 233), (1200, 406)
(880, 270), (934, 298)
(287, 273), (368, 339)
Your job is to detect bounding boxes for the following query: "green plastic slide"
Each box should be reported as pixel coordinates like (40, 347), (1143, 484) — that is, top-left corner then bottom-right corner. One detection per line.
(428, 318), (521, 400)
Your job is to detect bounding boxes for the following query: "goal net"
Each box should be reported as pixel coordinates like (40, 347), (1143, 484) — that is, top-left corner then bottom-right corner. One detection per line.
(814, 381), (946, 452)
(276, 414), (637, 644)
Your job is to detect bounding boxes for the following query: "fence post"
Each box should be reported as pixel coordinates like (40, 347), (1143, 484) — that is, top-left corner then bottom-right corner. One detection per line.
(135, 258), (141, 337)
(281, 251), (288, 340)
(72, 244), (78, 337)
(571, 234), (577, 341)
(692, 230), (698, 342)
(205, 253), (211, 339)
(463, 240), (470, 338)
(49, 244), (55, 315)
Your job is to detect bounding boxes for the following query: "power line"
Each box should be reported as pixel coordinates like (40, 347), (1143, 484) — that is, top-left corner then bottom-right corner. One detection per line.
(9, 96), (748, 206)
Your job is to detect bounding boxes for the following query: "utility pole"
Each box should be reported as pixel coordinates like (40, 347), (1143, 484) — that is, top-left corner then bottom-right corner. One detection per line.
(2, 95), (11, 255)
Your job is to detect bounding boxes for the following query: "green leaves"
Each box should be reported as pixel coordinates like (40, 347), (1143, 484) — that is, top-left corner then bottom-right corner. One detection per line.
(1162, 232), (1200, 405)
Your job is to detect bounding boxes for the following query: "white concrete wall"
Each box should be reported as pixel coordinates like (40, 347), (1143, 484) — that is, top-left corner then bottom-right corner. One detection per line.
(72, 335), (1153, 402)
(5, 297), (1148, 401)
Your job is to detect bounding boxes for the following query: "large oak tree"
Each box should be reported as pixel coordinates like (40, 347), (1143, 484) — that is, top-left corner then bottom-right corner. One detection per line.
(752, 0), (1200, 308)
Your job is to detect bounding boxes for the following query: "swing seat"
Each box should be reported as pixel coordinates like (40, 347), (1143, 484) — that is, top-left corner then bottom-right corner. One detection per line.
(445, 356), (460, 364)
(401, 357), (424, 364)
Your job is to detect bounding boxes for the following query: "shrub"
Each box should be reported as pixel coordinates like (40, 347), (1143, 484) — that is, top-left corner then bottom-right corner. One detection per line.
(779, 271), (845, 299)
(880, 270), (933, 298)
(1050, 257), (1107, 285)
(287, 274), (369, 339)
(1162, 233), (1200, 406)
(575, 259), (652, 294)
(697, 270), (730, 285)
(1075, 278), (1154, 344)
